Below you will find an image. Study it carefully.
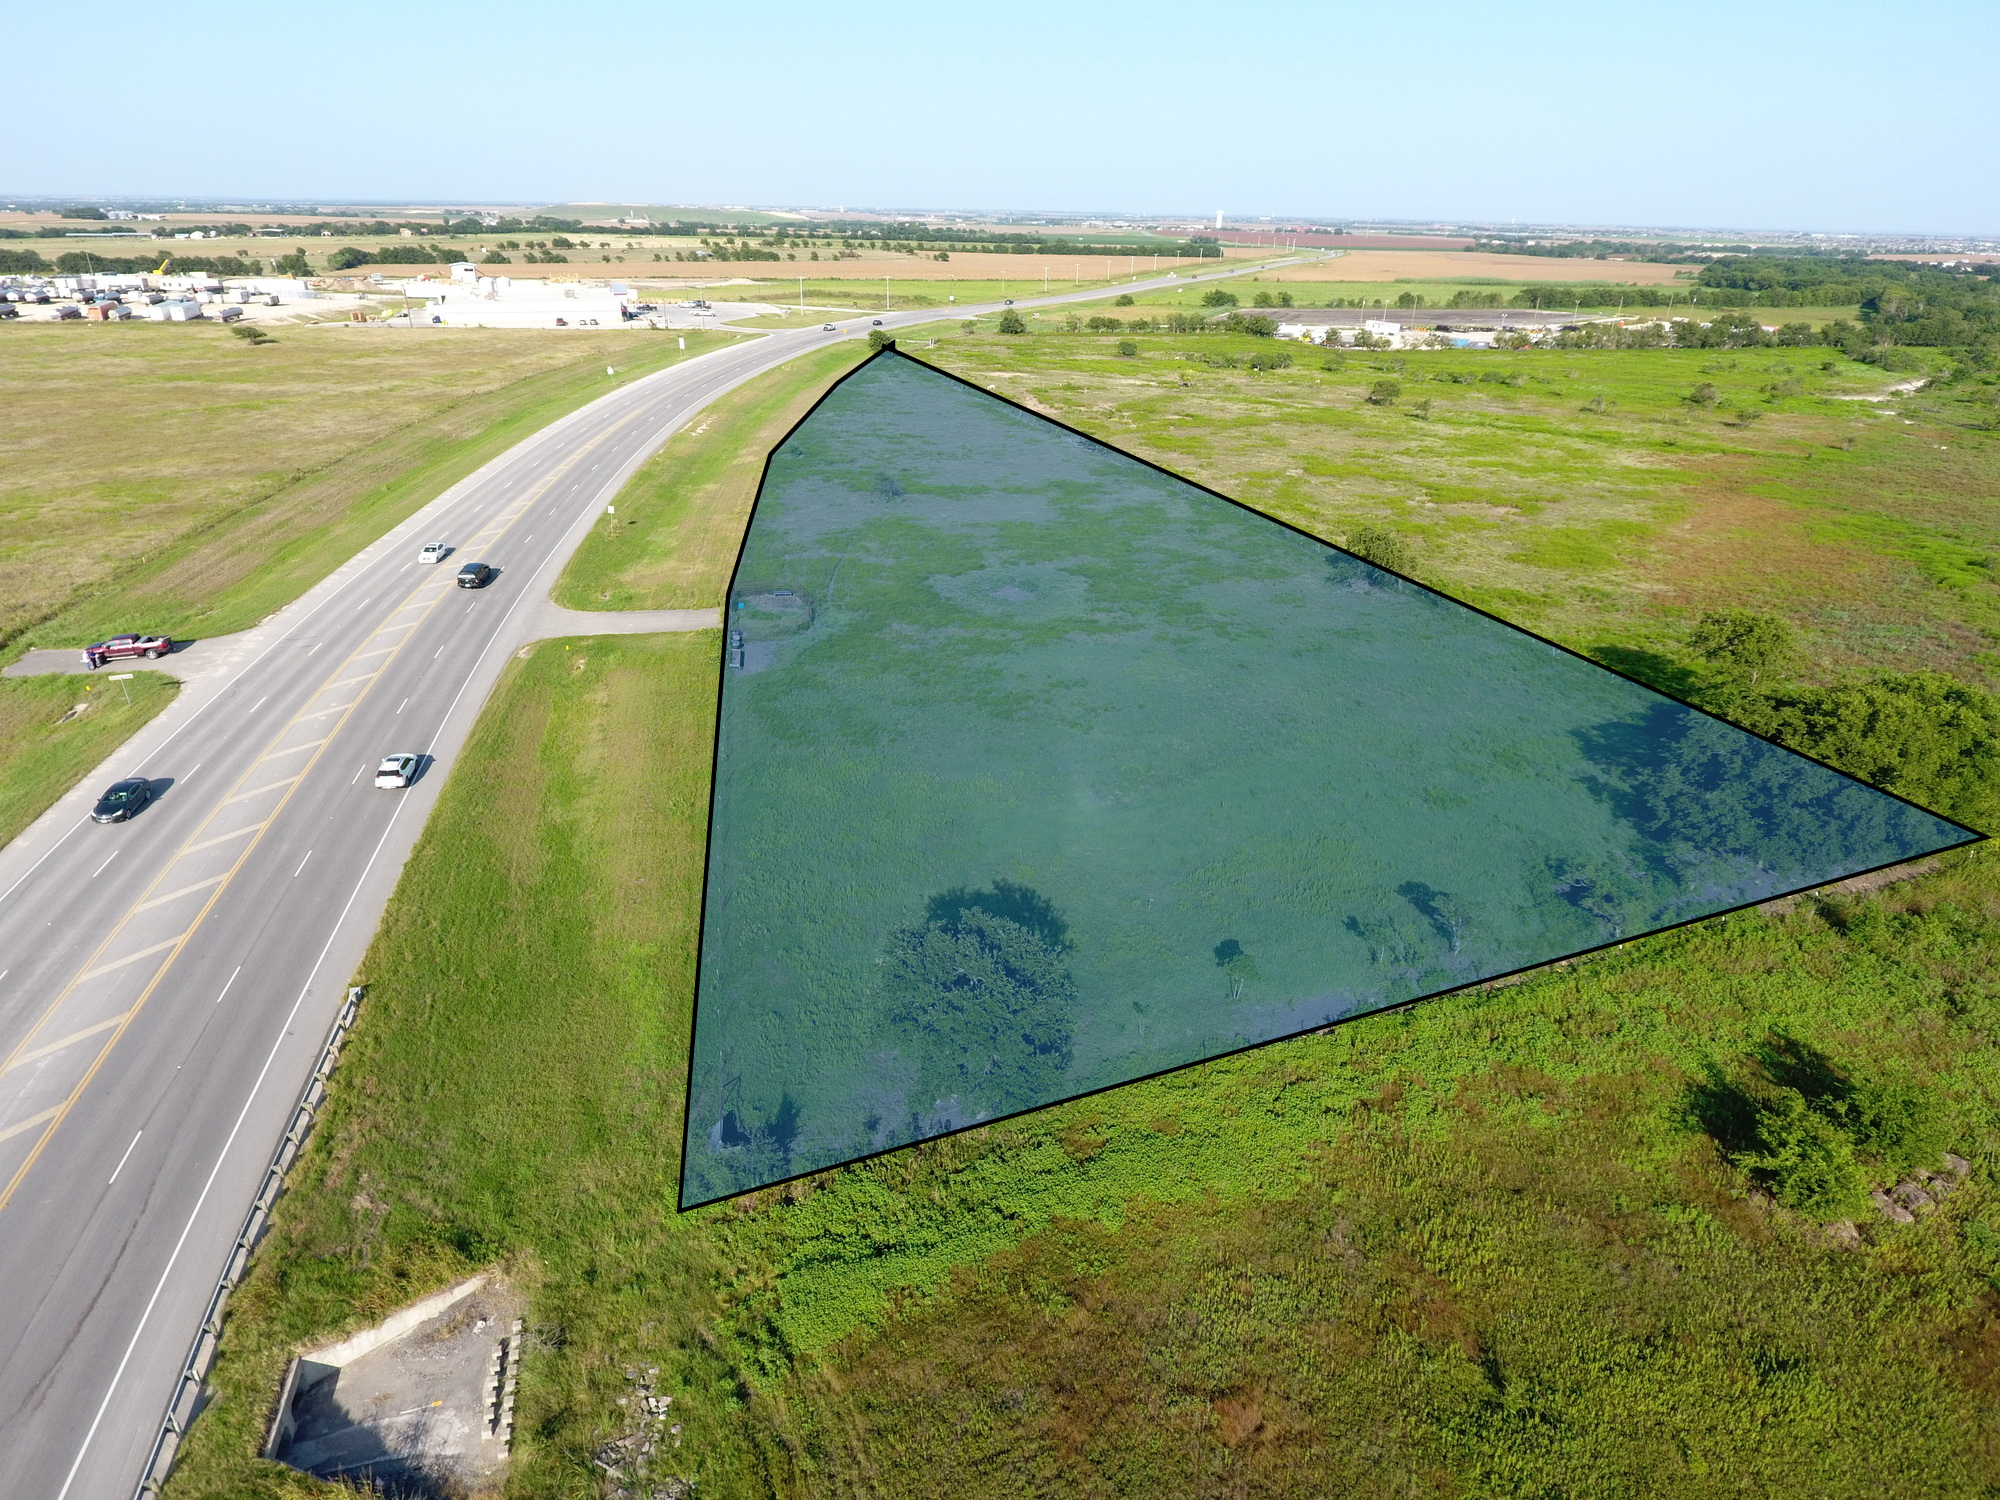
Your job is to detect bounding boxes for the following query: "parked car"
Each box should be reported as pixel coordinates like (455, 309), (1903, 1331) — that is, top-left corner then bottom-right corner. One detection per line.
(373, 753), (419, 789)
(82, 633), (172, 668)
(420, 541), (449, 565)
(0, 306), (16, 320)
(92, 778), (152, 823)
(455, 562), (493, 589)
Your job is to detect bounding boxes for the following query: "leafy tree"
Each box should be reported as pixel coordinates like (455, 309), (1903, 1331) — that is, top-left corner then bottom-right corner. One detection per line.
(1685, 609), (1797, 687)
(1201, 289), (1238, 308)
(1688, 381), (1720, 406)
(1115, 340), (1138, 357)
(1365, 379), (1401, 405)
(481, 250), (510, 264)
(326, 246), (370, 271)
(996, 310), (1026, 334)
(1734, 1087), (1869, 1217)
(883, 901), (1076, 1121)
(1345, 524), (1413, 574)
(1113, 293), (1134, 306)
(271, 251), (312, 277)
(867, 329), (894, 351)
(1734, 671), (2000, 832)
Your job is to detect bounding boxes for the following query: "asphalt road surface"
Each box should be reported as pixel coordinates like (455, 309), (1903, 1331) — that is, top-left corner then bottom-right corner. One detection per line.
(0, 253), (1322, 1498)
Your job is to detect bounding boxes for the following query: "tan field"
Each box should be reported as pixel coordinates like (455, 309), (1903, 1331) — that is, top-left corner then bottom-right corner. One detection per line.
(1261, 250), (1696, 284)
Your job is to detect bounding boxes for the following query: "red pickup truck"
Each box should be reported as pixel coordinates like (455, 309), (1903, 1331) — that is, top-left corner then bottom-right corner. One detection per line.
(82, 634), (173, 669)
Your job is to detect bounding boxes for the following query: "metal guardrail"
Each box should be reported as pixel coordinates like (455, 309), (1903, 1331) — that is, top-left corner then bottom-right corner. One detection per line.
(132, 985), (364, 1498)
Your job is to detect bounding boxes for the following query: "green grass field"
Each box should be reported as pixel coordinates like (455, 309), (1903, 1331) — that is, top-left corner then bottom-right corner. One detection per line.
(555, 342), (866, 611)
(0, 670), (177, 849)
(0, 323), (737, 654)
(166, 626), (2000, 1499)
(0, 323), (736, 857)
(904, 327), (1998, 688)
(167, 325), (2000, 1497)
(683, 353), (1966, 1206)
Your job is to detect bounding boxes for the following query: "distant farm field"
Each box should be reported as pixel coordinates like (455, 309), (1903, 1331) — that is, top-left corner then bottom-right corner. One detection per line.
(1263, 250), (1696, 284)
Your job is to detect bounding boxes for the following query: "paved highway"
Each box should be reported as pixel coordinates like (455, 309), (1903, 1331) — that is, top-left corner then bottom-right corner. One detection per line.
(0, 254), (1321, 1498)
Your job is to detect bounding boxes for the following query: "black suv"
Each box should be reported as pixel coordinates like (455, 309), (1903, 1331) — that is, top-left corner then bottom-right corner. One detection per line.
(92, 778), (152, 823)
(455, 562), (494, 589)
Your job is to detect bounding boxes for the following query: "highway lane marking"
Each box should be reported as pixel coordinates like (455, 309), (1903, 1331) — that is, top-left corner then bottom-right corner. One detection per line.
(3, 1013), (132, 1073)
(294, 851), (312, 878)
(79, 939), (186, 983)
(133, 874), (227, 912)
(0, 1107), (60, 1145)
(297, 704), (355, 723)
(397, 698), (408, 714)
(107, 1130), (142, 1185)
(351, 764), (365, 784)
(254, 737), (331, 763)
(183, 763), (201, 782)
(48, 429), (634, 1494)
(214, 965), (240, 1005)
(0, 429), (607, 1220)
(218, 775), (302, 807)
(181, 821), (270, 854)
(92, 851), (119, 879)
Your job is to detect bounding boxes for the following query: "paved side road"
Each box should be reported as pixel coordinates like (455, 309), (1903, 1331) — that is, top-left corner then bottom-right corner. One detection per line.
(0, 254), (1322, 1500)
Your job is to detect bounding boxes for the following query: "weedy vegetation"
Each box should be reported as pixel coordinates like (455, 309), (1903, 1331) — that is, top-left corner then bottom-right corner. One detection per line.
(169, 283), (2000, 1497)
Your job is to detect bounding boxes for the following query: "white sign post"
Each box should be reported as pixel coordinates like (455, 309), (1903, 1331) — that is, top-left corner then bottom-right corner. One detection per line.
(108, 672), (134, 705)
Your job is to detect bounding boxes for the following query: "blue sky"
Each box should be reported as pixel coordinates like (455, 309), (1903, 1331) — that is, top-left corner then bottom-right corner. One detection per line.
(6, 0), (1993, 234)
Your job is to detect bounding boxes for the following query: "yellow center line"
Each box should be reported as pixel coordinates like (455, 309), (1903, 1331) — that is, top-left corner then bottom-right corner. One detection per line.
(78, 938), (186, 984)
(180, 821), (270, 855)
(132, 874), (226, 912)
(0, 1108), (61, 1146)
(253, 737), (331, 763)
(217, 776), (302, 807)
(2, 1014), (132, 1074)
(0, 432), (603, 1216)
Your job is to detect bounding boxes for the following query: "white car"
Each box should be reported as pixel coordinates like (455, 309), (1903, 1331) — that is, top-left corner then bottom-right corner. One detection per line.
(420, 541), (449, 565)
(374, 753), (419, 789)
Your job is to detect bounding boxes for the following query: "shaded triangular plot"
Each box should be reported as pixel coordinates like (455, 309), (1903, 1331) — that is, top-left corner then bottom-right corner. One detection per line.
(679, 349), (1978, 1209)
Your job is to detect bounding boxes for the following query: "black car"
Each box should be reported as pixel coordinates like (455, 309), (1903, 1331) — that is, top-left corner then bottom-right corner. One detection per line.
(455, 562), (494, 589)
(92, 778), (152, 823)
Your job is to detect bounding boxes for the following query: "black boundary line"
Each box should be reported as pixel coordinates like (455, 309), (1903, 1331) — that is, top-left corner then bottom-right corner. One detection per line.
(677, 342), (887, 1204)
(675, 341), (1985, 1212)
